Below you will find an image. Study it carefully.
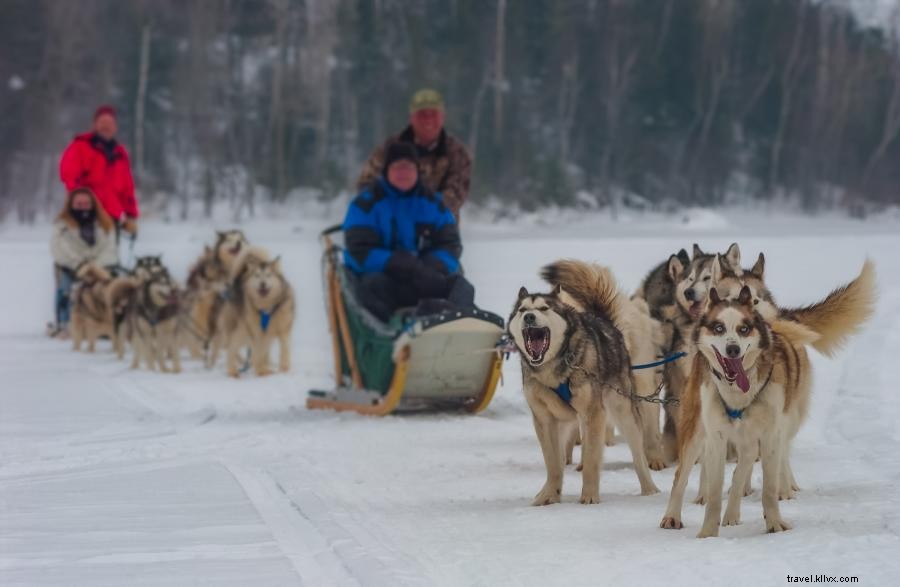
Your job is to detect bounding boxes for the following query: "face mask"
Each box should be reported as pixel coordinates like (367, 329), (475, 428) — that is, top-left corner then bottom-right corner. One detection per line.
(72, 209), (95, 224)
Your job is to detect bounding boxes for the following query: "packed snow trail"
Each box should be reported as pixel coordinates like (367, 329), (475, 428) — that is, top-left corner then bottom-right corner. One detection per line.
(1, 210), (899, 586)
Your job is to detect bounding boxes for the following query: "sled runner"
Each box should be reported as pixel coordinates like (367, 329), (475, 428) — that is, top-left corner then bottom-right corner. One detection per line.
(306, 226), (505, 416)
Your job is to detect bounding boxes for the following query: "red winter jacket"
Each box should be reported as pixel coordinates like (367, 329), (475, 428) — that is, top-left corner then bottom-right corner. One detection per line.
(59, 133), (138, 220)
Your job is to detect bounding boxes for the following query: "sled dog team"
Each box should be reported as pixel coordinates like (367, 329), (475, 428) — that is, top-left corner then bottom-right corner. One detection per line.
(68, 229), (295, 378)
(508, 244), (875, 538)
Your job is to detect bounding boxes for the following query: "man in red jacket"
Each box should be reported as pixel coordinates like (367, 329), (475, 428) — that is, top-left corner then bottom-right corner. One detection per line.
(59, 105), (139, 236)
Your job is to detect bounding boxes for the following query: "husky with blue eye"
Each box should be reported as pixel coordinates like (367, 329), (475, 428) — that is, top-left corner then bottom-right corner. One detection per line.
(661, 258), (875, 537)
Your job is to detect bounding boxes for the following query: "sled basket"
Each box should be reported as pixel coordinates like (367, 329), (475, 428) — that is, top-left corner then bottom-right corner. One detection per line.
(307, 225), (505, 416)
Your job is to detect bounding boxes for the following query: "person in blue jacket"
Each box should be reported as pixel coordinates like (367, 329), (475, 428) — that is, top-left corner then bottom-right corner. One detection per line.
(343, 142), (475, 321)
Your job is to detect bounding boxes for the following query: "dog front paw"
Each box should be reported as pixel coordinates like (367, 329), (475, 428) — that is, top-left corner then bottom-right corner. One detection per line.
(660, 516), (683, 530)
(531, 485), (561, 506)
(722, 510), (741, 526)
(647, 458), (666, 471)
(641, 483), (661, 496)
(693, 493), (707, 505)
(766, 516), (792, 533)
(696, 524), (720, 539)
(579, 489), (600, 504)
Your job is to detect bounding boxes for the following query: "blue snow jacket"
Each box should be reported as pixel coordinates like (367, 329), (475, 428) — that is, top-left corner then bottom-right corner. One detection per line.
(343, 177), (462, 275)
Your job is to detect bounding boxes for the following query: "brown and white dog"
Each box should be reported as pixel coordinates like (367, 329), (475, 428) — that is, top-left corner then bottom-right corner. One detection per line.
(70, 263), (114, 352)
(210, 247), (294, 378)
(661, 260), (875, 537)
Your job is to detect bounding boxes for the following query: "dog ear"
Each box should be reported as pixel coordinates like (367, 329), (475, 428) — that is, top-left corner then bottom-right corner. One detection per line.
(667, 255), (683, 282)
(692, 243), (705, 257)
(750, 253), (765, 279)
(709, 287), (722, 306)
(216, 231), (225, 239)
(517, 286), (529, 300)
(724, 243), (741, 272)
(712, 255), (724, 282)
(738, 285), (753, 306)
(204, 245), (212, 255)
(271, 255), (282, 271)
(677, 248), (690, 265)
(551, 284), (562, 296)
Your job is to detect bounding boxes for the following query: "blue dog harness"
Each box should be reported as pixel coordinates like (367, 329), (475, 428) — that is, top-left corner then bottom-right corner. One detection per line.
(259, 310), (271, 332)
(553, 380), (573, 403)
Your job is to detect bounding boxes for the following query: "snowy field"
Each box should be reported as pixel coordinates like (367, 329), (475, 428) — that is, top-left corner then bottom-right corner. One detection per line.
(1, 207), (899, 586)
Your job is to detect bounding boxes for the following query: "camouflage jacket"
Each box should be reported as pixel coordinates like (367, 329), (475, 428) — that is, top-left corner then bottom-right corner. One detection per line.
(356, 127), (472, 216)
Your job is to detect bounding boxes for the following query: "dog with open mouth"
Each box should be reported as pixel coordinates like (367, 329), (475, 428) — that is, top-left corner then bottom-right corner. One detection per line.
(659, 272), (875, 537)
(508, 260), (660, 506)
(213, 230), (249, 274)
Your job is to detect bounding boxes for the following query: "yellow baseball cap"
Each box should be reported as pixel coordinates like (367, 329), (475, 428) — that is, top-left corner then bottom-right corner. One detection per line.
(409, 88), (445, 113)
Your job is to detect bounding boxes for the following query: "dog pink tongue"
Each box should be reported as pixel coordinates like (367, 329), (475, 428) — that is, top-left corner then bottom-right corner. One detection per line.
(726, 357), (750, 393)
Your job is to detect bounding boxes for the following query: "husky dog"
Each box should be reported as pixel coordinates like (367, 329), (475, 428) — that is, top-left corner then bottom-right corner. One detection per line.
(634, 248), (691, 325)
(660, 287), (814, 537)
(128, 270), (182, 372)
(211, 247), (294, 378)
(106, 274), (140, 359)
(70, 263), (114, 352)
(133, 255), (169, 281)
(182, 244), (229, 359)
(214, 230), (249, 274)
(661, 262), (875, 536)
(660, 243), (740, 462)
(509, 261), (659, 506)
(544, 260), (669, 470)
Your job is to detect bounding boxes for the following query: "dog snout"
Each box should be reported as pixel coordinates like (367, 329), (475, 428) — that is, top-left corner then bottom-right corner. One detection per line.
(523, 313), (536, 326)
(684, 288), (695, 301)
(726, 344), (741, 359)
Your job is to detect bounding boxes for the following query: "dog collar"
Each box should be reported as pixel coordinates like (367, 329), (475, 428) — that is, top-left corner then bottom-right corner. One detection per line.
(719, 394), (745, 420)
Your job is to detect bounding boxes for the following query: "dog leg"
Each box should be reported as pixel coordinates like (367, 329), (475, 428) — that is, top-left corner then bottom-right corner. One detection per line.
(564, 420), (577, 466)
(641, 401), (666, 470)
(579, 409), (606, 504)
(697, 438), (725, 538)
(661, 433), (703, 529)
(278, 331), (291, 373)
(605, 425), (615, 447)
(226, 340), (241, 378)
(254, 338), (273, 376)
(761, 431), (792, 533)
(71, 315), (83, 351)
(778, 440), (798, 500)
(530, 411), (564, 506)
(206, 334), (221, 369)
(662, 405), (679, 464)
(723, 439), (755, 526)
(169, 335), (182, 374)
(694, 463), (708, 505)
(86, 322), (97, 353)
(609, 395), (659, 495)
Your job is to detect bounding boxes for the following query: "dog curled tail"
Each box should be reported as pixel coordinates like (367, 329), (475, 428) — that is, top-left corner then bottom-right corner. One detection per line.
(540, 259), (623, 326)
(782, 260), (876, 357)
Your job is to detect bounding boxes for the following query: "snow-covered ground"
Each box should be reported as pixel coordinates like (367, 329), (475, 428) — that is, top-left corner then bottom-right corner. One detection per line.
(1, 207), (899, 586)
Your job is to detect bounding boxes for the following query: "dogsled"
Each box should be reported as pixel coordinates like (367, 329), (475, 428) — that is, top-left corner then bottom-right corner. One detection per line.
(307, 226), (505, 416)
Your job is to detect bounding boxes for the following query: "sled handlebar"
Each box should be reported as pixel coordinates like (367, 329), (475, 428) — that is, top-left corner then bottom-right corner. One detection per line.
(320, 224), (343, 238)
